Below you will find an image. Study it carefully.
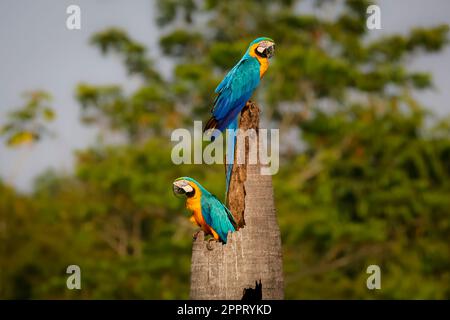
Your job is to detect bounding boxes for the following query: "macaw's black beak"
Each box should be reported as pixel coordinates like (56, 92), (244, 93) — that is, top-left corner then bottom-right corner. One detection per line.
(256, 44), (275, 59)
(264, 44), (275, 59)
(173, 184), (185, 196)
(173, 181), (196, 198)
(255, 42), (275, 59)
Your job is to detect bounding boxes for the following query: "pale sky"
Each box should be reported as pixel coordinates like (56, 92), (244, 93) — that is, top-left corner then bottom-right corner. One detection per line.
(0, 0), (449, 192)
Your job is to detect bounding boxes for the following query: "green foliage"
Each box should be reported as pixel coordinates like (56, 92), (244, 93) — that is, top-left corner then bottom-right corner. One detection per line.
(0, 91), (55, 147)
(276, 103), (450, 298)
(91, 28), (162, 82)
(157, 0), (197, 26)
(0, 140), (225, 298)
(1, 0), (449, 299)
(160, 30), (204, 57)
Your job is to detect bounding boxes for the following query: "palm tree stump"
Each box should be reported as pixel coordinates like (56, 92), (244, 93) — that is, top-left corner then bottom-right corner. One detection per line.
(190, 101), (284, 299)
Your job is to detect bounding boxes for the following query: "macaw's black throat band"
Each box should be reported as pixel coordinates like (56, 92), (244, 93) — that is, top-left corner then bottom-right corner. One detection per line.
(186, 189), (195, 198)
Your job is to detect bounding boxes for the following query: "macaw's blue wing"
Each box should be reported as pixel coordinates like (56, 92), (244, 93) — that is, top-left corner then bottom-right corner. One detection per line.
(201, 193), (237, 243)
(206, 57), (261, 194)
(208, 57), (261, 138)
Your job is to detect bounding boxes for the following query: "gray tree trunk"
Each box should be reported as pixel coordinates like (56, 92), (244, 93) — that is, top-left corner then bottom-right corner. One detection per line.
(190, 101), (284, 299)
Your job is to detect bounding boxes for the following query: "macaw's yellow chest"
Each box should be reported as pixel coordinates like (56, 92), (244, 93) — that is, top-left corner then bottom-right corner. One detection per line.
(258, 57), (269, 78)
(249, 43), (270, 78)
(186, 196), (211, 234)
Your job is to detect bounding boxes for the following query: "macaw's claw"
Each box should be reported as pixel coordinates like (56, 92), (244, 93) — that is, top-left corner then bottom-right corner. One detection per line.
(207, 238), (217, 251)
(193, 230), (201, 240)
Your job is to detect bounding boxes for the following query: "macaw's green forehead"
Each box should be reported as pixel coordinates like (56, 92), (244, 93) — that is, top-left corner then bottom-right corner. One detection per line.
(174, 176), (208, 194)
(174, 176), (203, 188)
(249, 37), (275, 46)
(175, 176), (196, 184)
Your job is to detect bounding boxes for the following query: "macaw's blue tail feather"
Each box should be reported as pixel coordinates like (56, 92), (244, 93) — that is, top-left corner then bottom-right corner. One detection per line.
(225, 162), (233, 195)
(225, 117), (238, 197)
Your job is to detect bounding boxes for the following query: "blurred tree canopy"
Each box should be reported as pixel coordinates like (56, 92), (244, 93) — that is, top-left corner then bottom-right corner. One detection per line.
(0, 91), (55, 147)
(1, 0), (449, 299)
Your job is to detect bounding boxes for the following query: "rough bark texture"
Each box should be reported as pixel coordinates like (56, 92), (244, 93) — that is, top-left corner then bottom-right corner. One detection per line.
(190, 101), (284, 299)
(226, 101), (260, 227)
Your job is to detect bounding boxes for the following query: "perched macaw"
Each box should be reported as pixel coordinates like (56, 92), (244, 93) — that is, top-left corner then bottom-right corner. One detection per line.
(172, 177), (237, 243)
(203, 37), (275, 192)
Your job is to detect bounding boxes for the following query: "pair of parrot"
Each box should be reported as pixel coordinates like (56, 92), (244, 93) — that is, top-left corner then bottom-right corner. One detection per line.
(173, 37), (275, 244)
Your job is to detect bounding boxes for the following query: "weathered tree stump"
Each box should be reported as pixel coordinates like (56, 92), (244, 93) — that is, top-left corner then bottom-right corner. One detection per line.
(190, 101), (284, 299)
(225, 102), (260, 227)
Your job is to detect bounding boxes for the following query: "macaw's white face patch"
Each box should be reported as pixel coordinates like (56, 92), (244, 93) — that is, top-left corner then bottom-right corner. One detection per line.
(256, 46), (266, 54)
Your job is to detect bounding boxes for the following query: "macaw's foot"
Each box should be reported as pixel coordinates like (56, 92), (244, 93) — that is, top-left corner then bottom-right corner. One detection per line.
(206, 238), (218, 251)
(192, 230), (201, 240)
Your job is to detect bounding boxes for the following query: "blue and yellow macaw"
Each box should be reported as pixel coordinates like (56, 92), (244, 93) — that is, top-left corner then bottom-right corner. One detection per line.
(203, 37), (275, 192)
(173, 177), (237, 243)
